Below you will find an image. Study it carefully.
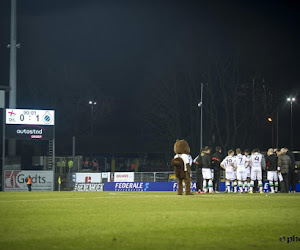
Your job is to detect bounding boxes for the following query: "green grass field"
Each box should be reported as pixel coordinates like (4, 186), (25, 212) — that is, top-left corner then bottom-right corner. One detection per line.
(0, 192), (300, 250)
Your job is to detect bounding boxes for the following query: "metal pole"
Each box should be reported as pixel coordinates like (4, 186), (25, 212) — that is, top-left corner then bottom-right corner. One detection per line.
(271, 123), (274, 148)
(2, 109), (5, 191)
(8, 0), (17, 156)
(72, 136), (75, 190)
(200, 83), (203, 150)
(72, 136), (75, 168)
(52, 125), (55, 191)
(91, 105), (93, 136)
(291, 101), (293, 150)
(276, 111), (279, 148)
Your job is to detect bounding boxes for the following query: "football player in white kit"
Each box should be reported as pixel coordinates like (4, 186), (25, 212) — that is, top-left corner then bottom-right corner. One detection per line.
(234, 148), (249, 193)
(220, 150), (236, 193)
(249, 149), (264, 193)
(244, 149), (251, 190)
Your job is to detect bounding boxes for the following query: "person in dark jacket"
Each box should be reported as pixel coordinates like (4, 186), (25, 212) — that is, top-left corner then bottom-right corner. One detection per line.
(211, 146), (224, 192)
(201, 146), (213, 193)
(277, 149), (291, 193)
(194, 149), (205, 193)
(266, 148), (278, 193)
(284, 147), (296, 192)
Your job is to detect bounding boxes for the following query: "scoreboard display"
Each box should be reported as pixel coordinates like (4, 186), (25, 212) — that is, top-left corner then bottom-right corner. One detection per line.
(5, 109), (55, 140)
(6, 109), (55, 126)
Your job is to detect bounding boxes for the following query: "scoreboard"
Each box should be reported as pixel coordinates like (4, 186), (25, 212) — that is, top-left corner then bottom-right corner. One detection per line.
(6, 109), (55, 125)
(5, 109), (55, 140)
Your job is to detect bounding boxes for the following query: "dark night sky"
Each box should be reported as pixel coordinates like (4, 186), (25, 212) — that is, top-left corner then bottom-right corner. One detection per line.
(0, 0), (299, 152)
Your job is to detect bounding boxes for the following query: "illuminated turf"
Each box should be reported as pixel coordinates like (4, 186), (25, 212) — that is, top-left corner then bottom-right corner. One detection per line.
(0, 192), (299, 249)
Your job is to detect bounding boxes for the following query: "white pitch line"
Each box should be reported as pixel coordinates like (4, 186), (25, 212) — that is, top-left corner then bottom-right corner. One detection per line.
(0, 194), (185, 203)
(0, 193), (253, 203)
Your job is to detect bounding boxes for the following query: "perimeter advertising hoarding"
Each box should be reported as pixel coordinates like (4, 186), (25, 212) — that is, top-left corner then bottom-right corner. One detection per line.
(74, 183), (103, 191)
(104, 182), (300, 192)
(5, 124), (54, 140)
(113, 172), (134, 182)
(75, 173), (102, 183)
(74, 173), (103, 191)
(104, 182), (198, 192)
(4, 170), (54, 191)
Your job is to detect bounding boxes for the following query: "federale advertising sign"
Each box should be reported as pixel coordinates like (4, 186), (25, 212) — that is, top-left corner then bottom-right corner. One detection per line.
(104, 182), (198, 192)
(4, 170), (54, 191)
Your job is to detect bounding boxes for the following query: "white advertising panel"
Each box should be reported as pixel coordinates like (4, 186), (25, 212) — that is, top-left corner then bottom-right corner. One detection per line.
(114, 172), (134, 182)
(4, 170), (54, 191)
(75, 173), (102, 183)
(102, 172), (108, 179)
(6, 109), (55, 125)
(74, 183), (103, 191)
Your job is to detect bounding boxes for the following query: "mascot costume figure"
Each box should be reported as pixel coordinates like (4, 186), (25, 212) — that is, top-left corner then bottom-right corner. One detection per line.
(171, 139), (193, 195)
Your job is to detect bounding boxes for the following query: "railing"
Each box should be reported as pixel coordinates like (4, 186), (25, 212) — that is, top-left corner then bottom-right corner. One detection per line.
(133, 171), (226, 182)
(134, 172), (173, 182)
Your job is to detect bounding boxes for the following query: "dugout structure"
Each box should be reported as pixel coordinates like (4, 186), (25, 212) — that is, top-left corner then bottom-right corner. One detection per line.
(2, 108), (55, 191)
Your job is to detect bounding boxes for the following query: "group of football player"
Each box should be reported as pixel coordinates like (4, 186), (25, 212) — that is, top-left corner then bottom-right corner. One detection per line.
(194, 146), (294, 194)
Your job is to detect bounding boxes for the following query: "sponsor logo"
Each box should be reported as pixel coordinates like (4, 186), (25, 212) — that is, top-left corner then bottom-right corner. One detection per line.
(4, 171), (53, 191)
(74, 183), (103, 191)
(31, 135), (43, 139)
(9, 125), (47, 140)
(263, 182), (269, 192)
(143, 183), (150, 191)
(115, 174), (129, 178)
(85, 176), (92, 183)
(17, 129), (43, 134)
(172, 182), (197, 192)
(114, 182), (144, 191)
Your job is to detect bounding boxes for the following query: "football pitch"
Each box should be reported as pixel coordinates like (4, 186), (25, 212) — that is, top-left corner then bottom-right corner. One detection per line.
(0, 192), (300, 250)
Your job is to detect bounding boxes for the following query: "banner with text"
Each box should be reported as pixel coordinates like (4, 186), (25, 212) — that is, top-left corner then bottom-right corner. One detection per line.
(74, 183), (103, 191)
(104, 182), (197, 192)
(4, 170), (54, 191)
(113, 172), (134, 182)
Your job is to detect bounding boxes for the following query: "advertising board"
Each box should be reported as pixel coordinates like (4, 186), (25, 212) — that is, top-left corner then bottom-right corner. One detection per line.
(4, 170), (54, 191)
(113, 172), (134, 182)
(75, 173), (102, 183)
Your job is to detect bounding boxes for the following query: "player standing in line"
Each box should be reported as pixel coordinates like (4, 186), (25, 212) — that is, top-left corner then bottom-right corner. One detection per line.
(249, 149), (264, 194)
(244, 149), (251, 191)
(193, 149), (205, 193)
(266, 148), (278, 193)
(234, 148), (249, 193)
(220, 150), (236, 193)
(201, 146), (214, 193)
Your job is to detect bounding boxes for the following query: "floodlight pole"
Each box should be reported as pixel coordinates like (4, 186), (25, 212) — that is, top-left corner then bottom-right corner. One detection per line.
(290, 100), (293, 150)
(8, 0), (17, 156)
(276, 111), (279, 149)
(200, 83), (203, 150)
(287, 97), (295, 150)
(198, 83), (203, 151)
(89, 101), (96, 136)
